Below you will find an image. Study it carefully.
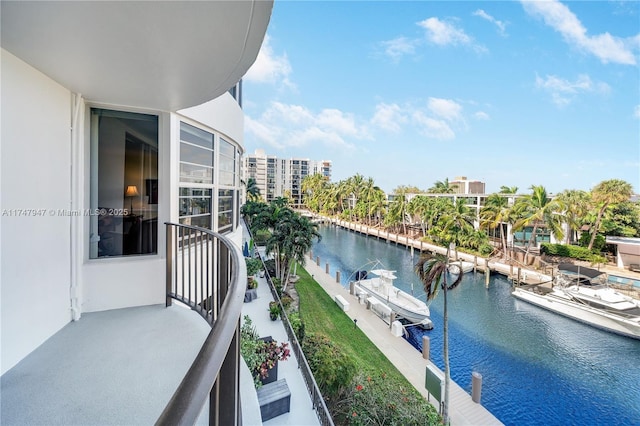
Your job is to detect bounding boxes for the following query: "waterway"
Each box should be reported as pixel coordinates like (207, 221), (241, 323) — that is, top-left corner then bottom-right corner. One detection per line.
(311, 224), (640, 426)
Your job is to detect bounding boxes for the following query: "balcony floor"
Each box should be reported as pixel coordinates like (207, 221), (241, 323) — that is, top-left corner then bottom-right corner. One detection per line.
(1, 304), (211, 425)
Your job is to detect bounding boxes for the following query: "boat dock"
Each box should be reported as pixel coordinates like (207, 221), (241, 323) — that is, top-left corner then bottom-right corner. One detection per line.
(303, 256), (503, 426)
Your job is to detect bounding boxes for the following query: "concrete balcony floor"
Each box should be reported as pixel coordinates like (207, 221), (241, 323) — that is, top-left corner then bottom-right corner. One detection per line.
(2, 296), (322, 425)
(1, 304), (212, 425)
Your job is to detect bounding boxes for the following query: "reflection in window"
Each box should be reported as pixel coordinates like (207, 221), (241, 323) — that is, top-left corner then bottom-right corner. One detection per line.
(218, 189), (234, 233)
(90, 109), (158, 258)
(179, 188), (212, 229)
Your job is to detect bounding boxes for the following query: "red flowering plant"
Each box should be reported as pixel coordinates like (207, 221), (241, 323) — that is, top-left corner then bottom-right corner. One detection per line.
(240, 316), (291, 387)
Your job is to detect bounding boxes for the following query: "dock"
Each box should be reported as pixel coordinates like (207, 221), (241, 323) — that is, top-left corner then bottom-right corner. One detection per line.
(303, 256), (503, 426)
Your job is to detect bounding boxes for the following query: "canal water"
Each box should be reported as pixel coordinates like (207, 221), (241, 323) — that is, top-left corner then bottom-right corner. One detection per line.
(311, 224), (640, 426)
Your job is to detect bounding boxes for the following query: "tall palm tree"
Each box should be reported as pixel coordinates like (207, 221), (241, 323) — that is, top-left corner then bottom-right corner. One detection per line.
(441, 198), (475, 259)
(245, 177), (261, 202)
(267, 212), (321, 286)
(556, 189), (590, 244)
(480, 194), (511, 258)
(512, 185), (564, 264)
(415, 249), (463, 426)
(587, 179), (634, 250)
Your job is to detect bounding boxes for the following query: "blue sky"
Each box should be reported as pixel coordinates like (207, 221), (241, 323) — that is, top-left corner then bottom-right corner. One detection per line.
(242, 0), (639, 195)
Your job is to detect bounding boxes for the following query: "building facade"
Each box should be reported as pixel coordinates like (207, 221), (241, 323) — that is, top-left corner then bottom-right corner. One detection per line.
(1, 1), (272, 377)
(244, 149), (332, 208)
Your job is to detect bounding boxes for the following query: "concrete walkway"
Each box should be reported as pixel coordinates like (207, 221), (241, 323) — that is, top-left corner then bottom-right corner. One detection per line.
(303, 256), (503, 426)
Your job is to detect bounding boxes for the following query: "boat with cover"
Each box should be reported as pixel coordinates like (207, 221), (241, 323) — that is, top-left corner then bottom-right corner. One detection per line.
(512, 263), (640, 340)
(448, 260), (474, 274)
(352, 266), (434, 329)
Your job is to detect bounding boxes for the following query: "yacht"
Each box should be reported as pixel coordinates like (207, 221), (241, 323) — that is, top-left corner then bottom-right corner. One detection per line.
(512, 263), (640, 340)
(353, 267), (433, 329)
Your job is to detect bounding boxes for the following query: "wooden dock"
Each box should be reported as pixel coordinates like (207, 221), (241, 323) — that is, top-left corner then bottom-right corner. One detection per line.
(303, 257), (503, 426)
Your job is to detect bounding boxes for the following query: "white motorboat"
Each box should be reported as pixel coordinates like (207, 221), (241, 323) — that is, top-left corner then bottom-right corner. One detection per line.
(447, 260), (475, 274)
(512, 263), (640, 340)
(353, 268), (433, 329)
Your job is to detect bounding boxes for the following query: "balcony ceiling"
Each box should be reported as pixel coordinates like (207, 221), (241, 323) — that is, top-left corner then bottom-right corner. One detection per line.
(1, 1), (272, 111)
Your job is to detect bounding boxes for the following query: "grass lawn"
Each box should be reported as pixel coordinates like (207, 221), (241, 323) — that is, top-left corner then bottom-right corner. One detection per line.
(294, 264), (407, 376)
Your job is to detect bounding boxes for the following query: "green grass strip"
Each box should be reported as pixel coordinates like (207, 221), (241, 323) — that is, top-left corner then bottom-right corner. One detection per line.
(295, 264), (406, 375)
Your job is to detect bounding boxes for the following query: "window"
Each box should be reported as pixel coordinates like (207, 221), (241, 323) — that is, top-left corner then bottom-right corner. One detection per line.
(180, 123), (214, 184)
(90, 109), (158, 258)
(179, 188), (212, 228)
(218, 189), (234, 233)
(219, 138), (236, 186)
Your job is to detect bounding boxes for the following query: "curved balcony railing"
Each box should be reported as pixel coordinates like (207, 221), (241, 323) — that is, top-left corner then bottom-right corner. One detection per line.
(156, 222), (246, 426)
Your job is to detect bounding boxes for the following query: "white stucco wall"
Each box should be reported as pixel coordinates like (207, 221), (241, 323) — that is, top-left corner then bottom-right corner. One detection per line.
(1, 49), (73, 374)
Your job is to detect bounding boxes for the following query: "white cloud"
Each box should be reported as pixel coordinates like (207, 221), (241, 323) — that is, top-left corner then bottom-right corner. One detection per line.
(380, 36), (417, 61)
(243, 35), (295, 88)
(427, 97), (463, 122)
(535, 73), (610, 107)
(521, 0), (637, 65)
(474, 111), (490, 120)
(418, 17), (487, 53)
(412, 111), (456, 140)
(418, 17), (471, 46)
(473, 9), (507, 36)
(246, 102), (367, 151)
(371, 103), (407, 132)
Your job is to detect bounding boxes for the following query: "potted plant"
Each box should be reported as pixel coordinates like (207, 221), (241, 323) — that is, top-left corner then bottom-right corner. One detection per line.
(240, 316), (290, 387)
(269, 301), (281, 321)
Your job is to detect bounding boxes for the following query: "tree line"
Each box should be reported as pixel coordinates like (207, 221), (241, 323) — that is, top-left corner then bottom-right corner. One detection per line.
(300, 174), (638, 261)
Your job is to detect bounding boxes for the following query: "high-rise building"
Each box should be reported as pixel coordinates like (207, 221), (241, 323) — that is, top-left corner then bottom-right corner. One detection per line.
(244, 149), (332, 208)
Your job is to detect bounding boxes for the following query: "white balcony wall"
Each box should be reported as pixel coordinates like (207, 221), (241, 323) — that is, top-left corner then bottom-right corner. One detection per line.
(1, 49), (72, 374)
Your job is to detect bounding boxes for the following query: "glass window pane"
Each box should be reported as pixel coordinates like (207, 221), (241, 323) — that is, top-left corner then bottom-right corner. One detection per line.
(181, 122), (213, 149)
(90, 108), (159, 258)
(180, 143), (213, 167)
(180, 163), (213, 184)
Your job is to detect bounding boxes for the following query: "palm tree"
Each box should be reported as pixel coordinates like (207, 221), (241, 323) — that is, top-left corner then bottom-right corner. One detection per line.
(556, 189), (590, 244)
(512, 185), (564, 264)
(428, 178), (457, 194)
(480, 194), (511, 258)
(587, 179), (634, 250)
(245, 177), (261, 202)
(267, 212), (321, 286)
(414, 249), (464, 426)
(499, 185), (518, 194)
(440, 198), (475, 259)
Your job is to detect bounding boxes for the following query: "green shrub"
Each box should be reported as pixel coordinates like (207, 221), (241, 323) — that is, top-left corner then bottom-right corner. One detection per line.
(245, 257), (262, 277)
(338, 372), (440, 426)
(287, 310), (306, 342)
(280, 295), (293, 310)
(541, 243), (599, 261)
(302, 333), (356, 397)
(578, 232), (606, 252)
(253, 229), (270, 245)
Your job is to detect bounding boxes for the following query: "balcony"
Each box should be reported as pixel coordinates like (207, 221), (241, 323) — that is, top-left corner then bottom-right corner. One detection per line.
(1, 222), (327, 425)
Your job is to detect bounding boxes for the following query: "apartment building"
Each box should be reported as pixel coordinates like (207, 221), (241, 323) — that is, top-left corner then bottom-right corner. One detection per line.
(244, 149), (332, 207)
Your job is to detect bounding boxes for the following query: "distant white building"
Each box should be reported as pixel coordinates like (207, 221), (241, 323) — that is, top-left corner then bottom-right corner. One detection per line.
(450, 176), (486, 194)
(244, 149), (331, 208)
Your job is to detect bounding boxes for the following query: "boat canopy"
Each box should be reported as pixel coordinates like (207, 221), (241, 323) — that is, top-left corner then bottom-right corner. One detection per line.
(558, 263), (604, 279)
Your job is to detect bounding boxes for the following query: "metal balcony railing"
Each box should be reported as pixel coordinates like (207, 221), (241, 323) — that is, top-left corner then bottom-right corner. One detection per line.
(157, 222), (246, 426)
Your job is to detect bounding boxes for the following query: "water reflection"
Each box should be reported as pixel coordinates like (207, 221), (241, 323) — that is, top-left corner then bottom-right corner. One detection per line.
(312, 225), (640, 426)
